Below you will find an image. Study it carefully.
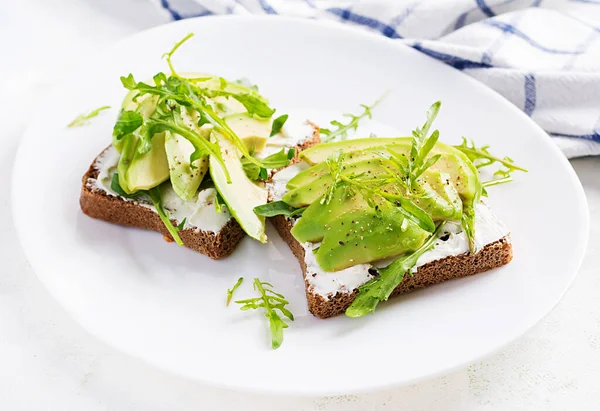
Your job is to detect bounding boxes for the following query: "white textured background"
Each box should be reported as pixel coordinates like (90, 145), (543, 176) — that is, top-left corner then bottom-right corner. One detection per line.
(1, 1), (599, 409)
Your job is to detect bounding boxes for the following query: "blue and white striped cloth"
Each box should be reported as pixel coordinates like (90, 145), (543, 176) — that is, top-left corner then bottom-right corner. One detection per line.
(155, 0), (600, 158)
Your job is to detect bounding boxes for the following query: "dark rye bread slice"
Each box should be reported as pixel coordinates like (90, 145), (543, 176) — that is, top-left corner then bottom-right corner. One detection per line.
(80, 126), (321, 260)
(271, 215), (513, 319)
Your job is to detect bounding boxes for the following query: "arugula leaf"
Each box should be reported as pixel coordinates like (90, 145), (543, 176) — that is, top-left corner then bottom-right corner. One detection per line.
(405, 101), (442, 190)
(270, 114), (288, 137)
(235, 278), (294, 349)
(68, 105), (111, 127)
(120, 74), (137, 90)
(321, 150), (346, 205)
(260, 148), (295, 169)
(226, 92), (274, 118)
(110, 173), (183, 246)
(242, 148), (295, 181)
(454, 137), (527, 174)
(113, 110), (143, 140)
(193, 84), (275, 118)
(394, 196), (436, 232)
(253, 201), (306, 217)
(320, 92), (388, 142)
(147, 187), (184, 246)
(226, 277), (244, 306)
(346, 222), (446, 317)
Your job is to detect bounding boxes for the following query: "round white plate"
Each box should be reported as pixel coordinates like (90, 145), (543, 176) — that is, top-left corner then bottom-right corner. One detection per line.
(12, 16), (588, 395)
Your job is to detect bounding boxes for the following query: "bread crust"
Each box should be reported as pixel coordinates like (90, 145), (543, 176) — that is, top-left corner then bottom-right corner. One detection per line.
(80, 152), (246, 259)
(270, 215), (513, 318)
(80, 126), (320, 259)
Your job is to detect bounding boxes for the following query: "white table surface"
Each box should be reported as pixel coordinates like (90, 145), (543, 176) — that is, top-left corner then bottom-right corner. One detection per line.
(1, 1), (599, 409)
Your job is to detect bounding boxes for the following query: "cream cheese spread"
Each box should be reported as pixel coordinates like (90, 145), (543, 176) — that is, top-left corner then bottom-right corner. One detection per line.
(88, 146), (231, 233)
(257, 116), (315, 158)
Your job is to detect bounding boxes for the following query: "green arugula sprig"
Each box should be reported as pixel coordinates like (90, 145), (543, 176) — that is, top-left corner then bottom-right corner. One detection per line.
(455, 137), (527, 200)
(253, 200), (306, 217)
(318, 103), (445, 233)
(242, 148), (296, 181)
(110, 173), (183, 245)
(226, 277), (244, 306)
(116, 34), (274, 179)
(162, 32), (194, 77)
(379, 101), (442, 192)
(336, 174), (435, 233)
(482, 170), (513, 188)
(112, 110), (143, 140)
(454, 137), (527, 175)
(321, 150), (346, 205)
(346, 222), (446, 317)
(270, 114), (288, 137)
(118, 73), (264, 174)
(68, 106), (111, 127)
(235, 279), (294, 349)
(320, 92), (388, 142)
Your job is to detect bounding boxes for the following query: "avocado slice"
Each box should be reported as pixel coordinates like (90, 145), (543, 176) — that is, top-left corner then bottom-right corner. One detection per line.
(411, 172), (462, 221)
(315, 206), (429, 272)
(287, 149), (390, 189)
(114, 88), (167, 193)
(116, 133), (137, 193)
(291, 186), (369, 243)
(299, 137), (411, 165)
(212, 96), (247, 116)
(165, 111), (213, 201)
(210, 133), (268, 243)
(223, 113), (270, 153)
(121, 131), (170, 193)
(282, 158), (386, 208)
(420, 170), (462, 212)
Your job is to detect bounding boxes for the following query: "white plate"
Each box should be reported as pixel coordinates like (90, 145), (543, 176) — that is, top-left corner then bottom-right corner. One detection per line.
(12, 16), (588, 395)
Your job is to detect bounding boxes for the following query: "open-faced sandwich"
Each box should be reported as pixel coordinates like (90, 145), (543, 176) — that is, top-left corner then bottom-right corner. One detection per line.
(80, 34), (319, 259)
(255, 102), (525, 319)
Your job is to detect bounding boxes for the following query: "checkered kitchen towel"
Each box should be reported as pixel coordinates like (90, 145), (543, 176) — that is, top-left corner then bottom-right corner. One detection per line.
(155, 0), (600, 158)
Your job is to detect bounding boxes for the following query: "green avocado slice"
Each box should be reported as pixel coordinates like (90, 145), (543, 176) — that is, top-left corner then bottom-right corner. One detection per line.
(282, 158), (386, 208)
(315, 206), (429, 272)
(118, 131), (170, 194)
(291, 186), (369, 243)
(287, 149), (394, 189)
(223, 113), (271, 153)
(412, 170), (462, 221)
(299, 137), (411, 165)
(165, 108), (213, 201)
(210, 133), (268, 243)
